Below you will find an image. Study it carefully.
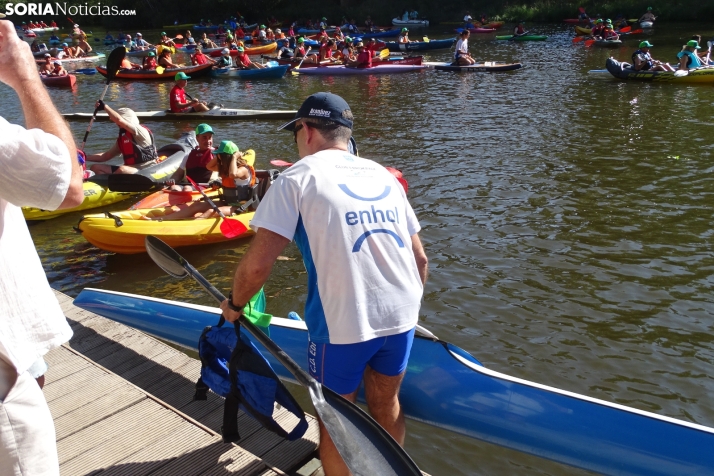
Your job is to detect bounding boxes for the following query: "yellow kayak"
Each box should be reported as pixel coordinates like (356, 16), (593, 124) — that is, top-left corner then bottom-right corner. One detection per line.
(575, 26), (592, 36)
(23, 181), (137, 220)
(77, 207), (255, 254)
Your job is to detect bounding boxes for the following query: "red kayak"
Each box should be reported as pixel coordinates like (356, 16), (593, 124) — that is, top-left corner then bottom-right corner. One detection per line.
(460, 28), (497, 34)
(265, 55), (423, 69)
(40, 74), (76, 87)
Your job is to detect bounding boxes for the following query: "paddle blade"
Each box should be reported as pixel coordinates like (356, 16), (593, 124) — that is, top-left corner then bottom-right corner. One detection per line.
(674, 70), (688, 77)
(631, 29), (643, 34)
(145, 236), (189, 278)
(619, 26), (631, 33)
(175, 34), (184, 40)
(219, 217), (248, 239)
(379, 48), (389, 58)
(584, 39), (595, 47)
(106, 46), (127, 81)
(315, 385), (422, 476)
(422, 36), (429, 42)
(572, 36), (584, 43)
(106, 174), (163, 192)
(156, 65), (165, 74)
(270, 159), (294, 167)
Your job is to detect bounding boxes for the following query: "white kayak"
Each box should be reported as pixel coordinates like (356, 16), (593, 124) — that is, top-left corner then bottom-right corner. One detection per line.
(62, 107), (297, 121)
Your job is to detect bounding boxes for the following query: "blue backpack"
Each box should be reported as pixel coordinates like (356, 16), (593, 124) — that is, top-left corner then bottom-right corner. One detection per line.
(194, 290), (308, 443)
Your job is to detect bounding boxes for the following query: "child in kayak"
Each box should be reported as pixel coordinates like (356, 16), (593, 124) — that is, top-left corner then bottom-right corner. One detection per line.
(166, 123), (217, 191)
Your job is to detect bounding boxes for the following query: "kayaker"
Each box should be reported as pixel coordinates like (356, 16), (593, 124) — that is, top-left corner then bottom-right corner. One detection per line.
(365, 15), (375, 32)
(639, 7), (656, 23)
(0, 17), (83, 475)
(56, 43), (75, 59)
(340, 37), (355, 61)
(614, 14), (628, 30)
(49, 60), (68, 76)
(601, 23), (619, 41)
(191, 47), (213, 66)
(347, 42), (372, 68)
(318, 39), (338, 63)
(215, 48), (233, 68)
(632, 41), (674, 71)
(120, 56), (141, 70)
(142, 51), (158, 70)
(166, 123), (217, 191)
(677, 40), (704, 70)
(463, 11), (473, 28)
(158, 32), (176, 48)
(74, 34), (92, 56)
(199, 33), (218, 49)
(152, 140), (255, 220)
(708, 37), (714, 64)
(170, 72), (211, 112)
(398, 27), (412, 43)
(319, 16), (328, 30)
(454, 29), (475, 65)
(591, 19), (604, 38)
(513, 21), (527, 36)
(86, 102), (159, 174)
(218, 92), (428, 476)
(134, 33), (152, 50)
(578, 7), (589, 21)
(689, 35), (709, 62)
(39, 54), (53, 74)
(158, 48), (181, 69)
(235, 46), (265, 69)
(366, 37), (380, 57)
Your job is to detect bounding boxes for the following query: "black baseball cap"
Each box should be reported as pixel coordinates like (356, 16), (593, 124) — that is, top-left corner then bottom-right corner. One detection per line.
(278, 92), (353, 131)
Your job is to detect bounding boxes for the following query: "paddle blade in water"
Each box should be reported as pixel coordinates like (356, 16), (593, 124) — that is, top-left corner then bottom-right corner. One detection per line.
(584, 39), (595, 47)
(106, 46), (127, 81)
(631, 29), (643, 34)
(619, 26), (632, 33)
(145, 236), (189, 278)
(270, 159), (294, 167)
(572, 36), (584, 43)
(219, 218), (248, 239)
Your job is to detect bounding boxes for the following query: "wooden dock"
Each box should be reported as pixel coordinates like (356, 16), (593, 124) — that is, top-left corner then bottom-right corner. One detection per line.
(46, 289), (320, 475)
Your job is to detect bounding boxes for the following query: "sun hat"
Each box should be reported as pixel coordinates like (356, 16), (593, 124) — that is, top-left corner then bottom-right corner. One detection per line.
(687, 40), (701, 49)
(53, 60), (61, 65)
(639, 41), (653, 48)
(61, 42), (68, 47)
(137, 33), (142, 36)
(275, 28), (281, 33)
(214, 140), (239, 155)
(116, 108), (139, 126)
(321, 17), (327, 20)
(221, 48), (229, 55)
(175, 71), (191, 80)
(278, 92), (353, 131)
(345, 37), (353, 43)
(260, 24), (266, 29)
(195, 123), (213, 135)
(73, 24), (79, 27)
(44, 53), (51, 57)
(354, 42), (364, 47)
(147, 51), (156, 56)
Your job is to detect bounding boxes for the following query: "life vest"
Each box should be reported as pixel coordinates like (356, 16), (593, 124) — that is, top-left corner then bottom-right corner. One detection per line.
(116, 127), (158, 166)
(677, 50), (702, 68)
(221, 164), (255, 203)
(631, 49), (652, 70)
(185, 148), (214, 182)
(194, 289), (308, 443)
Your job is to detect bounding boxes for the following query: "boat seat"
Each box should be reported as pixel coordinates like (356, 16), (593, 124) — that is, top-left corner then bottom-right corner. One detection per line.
(235, 169), (279, 213)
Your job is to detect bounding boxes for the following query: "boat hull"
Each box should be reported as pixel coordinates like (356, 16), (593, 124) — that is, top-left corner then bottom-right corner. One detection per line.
(267, 55), (423, 68)
(62, 108), (297, 121)
(211, 63), (289, 79)
(34, 53), (105, 64)
(295, 64), (426, 75)
(73, 288), (714, 476)
(496, 35), (548, 41)
(95, 63), (213, 80)
(208, 43), (277, 57)
(385, 39), (455, 51)
(605, 58), (714, 83)
(391, 18), (429, 28)
(593, 39), (622, 48)
(640, 21), (654, 28)
(22, 182), (137, 220)
(40, 74), (76, 87)
(425, 61), (523, 72)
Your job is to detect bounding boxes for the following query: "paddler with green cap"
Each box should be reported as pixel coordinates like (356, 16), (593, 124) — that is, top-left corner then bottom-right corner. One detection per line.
(158, 31), (176, 48)
(170, 72), (210, 113)
(142, 50), (157, 70)
(167, 123), (217, 191)
(632, 40), (673, 71)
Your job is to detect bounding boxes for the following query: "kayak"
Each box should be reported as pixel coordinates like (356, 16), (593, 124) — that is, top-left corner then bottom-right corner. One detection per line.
(34, 53), (106, 64)
(640, 21), (654, 28)
(296, 28), (336, 35)
(22, 141), (189, 221)
(207, 43), (277, 57)
(74, 287), (714, 476)
(457, 27), (497, 34)
(482, 21), (505, 29)
(125, 47), (157, 57)
(593, 39), (622, 48)
(425, 61), (523, 72)
(357, 29), (401, 39)
(605, 58), (714, 83)
(575, 26), (592, 35)
(384, 38), (455, 52)
(27, 27), (59, 33)
(40, 74), (76, 87)
(76, 203), (255, 253)
(211, 62), (289, 79)
(62, 107), (297, 121)
(193, 25), (220, 31)
(95, 63), (213, 80)
(129, 150), (255, 210)
(294, 64), (427, 76)
(496, 35), (548, 41)
(265, 55), (423, 68)
(391, 18), (429, 28)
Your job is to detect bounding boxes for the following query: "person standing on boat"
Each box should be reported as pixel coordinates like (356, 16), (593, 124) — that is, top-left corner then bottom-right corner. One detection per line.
(639, 7), (656, 23)
(454, 29), (475, 65)
(219, 92), (428, 476)
(632, 41), (674, 72)
(0, 18), (84, 475)
(677, 40), (704, 70)
(86, 102), (159, 174)
(169, 72), (211, 112)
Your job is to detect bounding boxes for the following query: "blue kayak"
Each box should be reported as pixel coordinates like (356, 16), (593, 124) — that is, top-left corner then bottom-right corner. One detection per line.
(74, 288), (714, 476)
(211, 62), (289, 79)
(385, 38), (455, 52)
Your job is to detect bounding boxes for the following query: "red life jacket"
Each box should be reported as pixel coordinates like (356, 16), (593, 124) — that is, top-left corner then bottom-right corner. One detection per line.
(185, 148), (214, 182)
(116, 127), (158, 166)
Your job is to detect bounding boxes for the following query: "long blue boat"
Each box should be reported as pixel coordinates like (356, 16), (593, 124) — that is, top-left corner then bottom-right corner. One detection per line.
(74, 288), (714, 475)
(384, 38), (455, 52)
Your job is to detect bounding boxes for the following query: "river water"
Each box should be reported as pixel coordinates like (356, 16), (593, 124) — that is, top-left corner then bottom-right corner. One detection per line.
(4, 22), (714, 475)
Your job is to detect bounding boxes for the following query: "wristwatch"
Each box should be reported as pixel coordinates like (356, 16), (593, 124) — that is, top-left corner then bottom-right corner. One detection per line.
(227, 291), (245, 313)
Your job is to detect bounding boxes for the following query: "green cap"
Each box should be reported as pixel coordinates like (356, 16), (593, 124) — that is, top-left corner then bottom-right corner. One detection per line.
(345, 37), (352, 43)
(596, 19), (602, 23)
(147, 51), (156, 56)
(214, 140), (239, 155)
(195, 123), (213, 135)
(687, 40), (701, 49)
(260, 24), (266, 29)
(401, 27), (408, 32)
(297, 37), (305, 43)
(647, 6), (652, 10)
(175, 72), (191, 80)
(639, 40), (653, 48)
(322, 17), (327, 20)
(161, 31), (166, 36)
(237, 46), (245, 52)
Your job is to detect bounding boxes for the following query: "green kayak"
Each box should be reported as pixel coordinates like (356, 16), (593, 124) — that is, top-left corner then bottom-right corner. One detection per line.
(496, 35), (548, 41)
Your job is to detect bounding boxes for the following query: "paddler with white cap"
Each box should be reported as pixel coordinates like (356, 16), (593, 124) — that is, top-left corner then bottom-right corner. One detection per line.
(85, 101), (160, 174)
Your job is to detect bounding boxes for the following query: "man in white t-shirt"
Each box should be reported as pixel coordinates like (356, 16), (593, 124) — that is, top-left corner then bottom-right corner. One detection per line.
(219, 92), (428, 475)
(0, 16), (84, 475)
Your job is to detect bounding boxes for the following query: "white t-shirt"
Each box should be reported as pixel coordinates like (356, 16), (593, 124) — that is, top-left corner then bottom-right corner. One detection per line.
(464, 15), (472, 22)
(250, 150), (423, 344)
(455, 38), (468, 58)
(0, 116), (73, 374)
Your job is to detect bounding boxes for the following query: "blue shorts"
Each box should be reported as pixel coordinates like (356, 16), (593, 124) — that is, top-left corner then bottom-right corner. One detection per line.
(308, 328), (415, 395)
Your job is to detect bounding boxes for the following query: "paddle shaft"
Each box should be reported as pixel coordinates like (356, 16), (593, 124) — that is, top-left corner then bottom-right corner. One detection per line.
(80, 80), (110, 151)
(292, 46), (311, 72)
(80, 47), (125, 151)
(185, 176), (228, 219)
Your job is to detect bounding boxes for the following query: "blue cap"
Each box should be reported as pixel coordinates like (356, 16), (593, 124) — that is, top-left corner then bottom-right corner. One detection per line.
(278, 92), (353, 131)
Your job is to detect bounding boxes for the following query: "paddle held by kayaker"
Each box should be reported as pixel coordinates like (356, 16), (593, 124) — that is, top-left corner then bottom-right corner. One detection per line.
(86, 103), (159, 175)
(514, 20), (527, 36)
(632, 41), (674, 72)
(170, 72), (210, 112)
(218, 92), (428, 476)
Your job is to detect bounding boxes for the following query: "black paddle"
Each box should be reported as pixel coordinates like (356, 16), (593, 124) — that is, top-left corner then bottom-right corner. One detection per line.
(105, 174), (165, 192)
(80, 47), (126, 151)
(144, 236), (422, 476)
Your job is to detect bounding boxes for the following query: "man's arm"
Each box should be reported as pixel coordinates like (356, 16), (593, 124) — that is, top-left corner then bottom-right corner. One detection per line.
(0, 20), (83, 208)
(219, 228), (291, 322)
(411, 234), (428, 285)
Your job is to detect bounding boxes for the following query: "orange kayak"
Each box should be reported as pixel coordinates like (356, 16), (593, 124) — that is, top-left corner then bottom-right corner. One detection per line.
(208, 42), (277, 57)
(96, 62), (213, 80)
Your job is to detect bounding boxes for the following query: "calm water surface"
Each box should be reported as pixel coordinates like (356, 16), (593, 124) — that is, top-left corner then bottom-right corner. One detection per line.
(4, 22), (714, 475)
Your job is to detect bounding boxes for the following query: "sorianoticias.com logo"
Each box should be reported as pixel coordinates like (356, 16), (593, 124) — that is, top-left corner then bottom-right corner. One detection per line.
(4, 3), (135, 16)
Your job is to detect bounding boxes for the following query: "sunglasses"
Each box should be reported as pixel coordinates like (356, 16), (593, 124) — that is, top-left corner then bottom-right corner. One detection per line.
(293, 121), (340, 143)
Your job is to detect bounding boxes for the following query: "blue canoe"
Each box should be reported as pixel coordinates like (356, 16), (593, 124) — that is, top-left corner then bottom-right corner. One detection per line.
(385, 38), (455, 52)
(357, 29), (401, 39)
(211, 62), (289, 79)
(74, 288), (714, 476)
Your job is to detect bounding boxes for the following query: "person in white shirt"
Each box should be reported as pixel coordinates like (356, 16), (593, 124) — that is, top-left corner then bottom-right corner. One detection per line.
(219, 92), (428, 476)
(0, 15), (84, 475)
(455, 29), (475, 65)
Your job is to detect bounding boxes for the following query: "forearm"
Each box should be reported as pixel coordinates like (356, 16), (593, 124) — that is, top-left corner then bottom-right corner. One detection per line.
(411, 234), (428, 285)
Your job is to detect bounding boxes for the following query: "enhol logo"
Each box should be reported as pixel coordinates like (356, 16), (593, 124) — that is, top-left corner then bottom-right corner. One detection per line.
(308, 108), (331, 118)
(5, 3), (134, 16)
